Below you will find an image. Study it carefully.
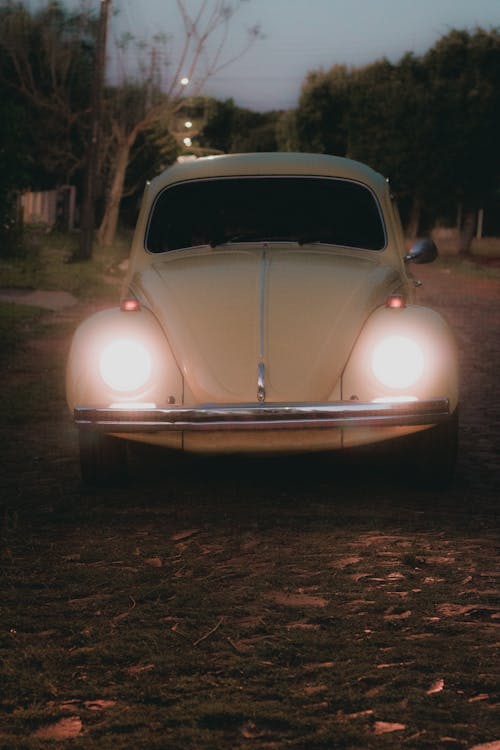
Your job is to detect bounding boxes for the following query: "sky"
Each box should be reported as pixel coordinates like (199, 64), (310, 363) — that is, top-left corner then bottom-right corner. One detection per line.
(114, 0), (500, 111)
(34, 0), (500, 111)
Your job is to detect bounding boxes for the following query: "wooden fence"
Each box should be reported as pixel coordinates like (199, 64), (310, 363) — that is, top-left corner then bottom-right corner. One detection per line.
(19, 186), (76, 230)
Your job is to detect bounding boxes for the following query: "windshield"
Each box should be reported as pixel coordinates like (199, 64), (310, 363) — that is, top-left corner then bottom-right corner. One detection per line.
(146, 176), (386, 253)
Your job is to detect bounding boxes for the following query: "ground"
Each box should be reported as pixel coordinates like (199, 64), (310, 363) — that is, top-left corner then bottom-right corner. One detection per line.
(0, 259), (498, 749)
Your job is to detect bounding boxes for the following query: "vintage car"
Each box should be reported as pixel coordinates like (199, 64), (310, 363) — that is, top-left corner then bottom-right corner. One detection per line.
(67, 152), (458, 486)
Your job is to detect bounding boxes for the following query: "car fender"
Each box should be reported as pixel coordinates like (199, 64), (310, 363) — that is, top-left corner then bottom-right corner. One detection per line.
(341, 304), (459, 411)
(66, 306), (183, 412)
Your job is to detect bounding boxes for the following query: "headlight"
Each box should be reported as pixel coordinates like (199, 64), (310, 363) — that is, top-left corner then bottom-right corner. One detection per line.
(99, 338), (152, 392)
(371, 335), (424, 389)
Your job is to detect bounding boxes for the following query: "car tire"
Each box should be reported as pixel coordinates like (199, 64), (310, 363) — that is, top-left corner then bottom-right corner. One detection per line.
(409, 408), (459, 489)
(79, 430), (128, 485)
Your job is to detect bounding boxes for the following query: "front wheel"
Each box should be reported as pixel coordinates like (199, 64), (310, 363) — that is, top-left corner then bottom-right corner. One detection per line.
(79, 430), (128, 485)
(409, 408), (459, 489)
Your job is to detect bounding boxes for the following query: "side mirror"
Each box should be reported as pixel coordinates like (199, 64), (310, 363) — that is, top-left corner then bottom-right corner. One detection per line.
(404, 238), (438, 264)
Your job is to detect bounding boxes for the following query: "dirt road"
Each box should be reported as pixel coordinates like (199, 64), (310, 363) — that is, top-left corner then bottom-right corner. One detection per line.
(0, 262), (498, 748)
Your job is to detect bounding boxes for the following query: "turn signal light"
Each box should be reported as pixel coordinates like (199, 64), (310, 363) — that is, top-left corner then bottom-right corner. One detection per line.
(121, 298), (141, 312)
(386, 294), (406, 309)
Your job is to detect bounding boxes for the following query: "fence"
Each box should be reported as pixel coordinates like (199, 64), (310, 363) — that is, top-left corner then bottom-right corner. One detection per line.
(19, 186), (76, 230)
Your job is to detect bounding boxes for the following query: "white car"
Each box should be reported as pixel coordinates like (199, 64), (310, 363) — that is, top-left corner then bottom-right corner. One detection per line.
(67, 153), (458, 485)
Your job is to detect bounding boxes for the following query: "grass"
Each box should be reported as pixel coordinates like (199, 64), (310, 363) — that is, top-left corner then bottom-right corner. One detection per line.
(0, 228), (129, 302)
(0, 302), (45, 360)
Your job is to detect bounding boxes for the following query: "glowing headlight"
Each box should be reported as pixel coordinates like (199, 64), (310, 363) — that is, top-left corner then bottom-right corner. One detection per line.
(99, 338), (152, 392)
(371, 335), (424, 389)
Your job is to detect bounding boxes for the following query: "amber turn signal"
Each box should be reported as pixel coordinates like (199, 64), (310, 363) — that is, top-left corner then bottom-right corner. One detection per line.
(121, 299), (141, 312)
(385, 294), (406, 309)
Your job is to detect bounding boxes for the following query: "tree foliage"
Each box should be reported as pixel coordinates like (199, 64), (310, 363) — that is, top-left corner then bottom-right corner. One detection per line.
(287, 28), (500, 248)
(95, 0), (263, 248)
(199, 98), (279, 153)
(1, 5), (499, 255)
(0, 0), (96, 186)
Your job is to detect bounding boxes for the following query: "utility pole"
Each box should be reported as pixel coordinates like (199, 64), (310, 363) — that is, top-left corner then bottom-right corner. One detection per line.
(73, 0), (111, 261)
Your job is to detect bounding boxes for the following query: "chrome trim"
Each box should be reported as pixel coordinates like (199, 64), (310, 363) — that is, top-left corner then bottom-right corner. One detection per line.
(257, 361), (266, 403)
(75, 398), (450, 433)
(257, 248), (267, 402)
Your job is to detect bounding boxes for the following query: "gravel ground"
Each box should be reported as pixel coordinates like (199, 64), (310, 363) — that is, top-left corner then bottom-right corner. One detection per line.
(0, 261), (498, 749)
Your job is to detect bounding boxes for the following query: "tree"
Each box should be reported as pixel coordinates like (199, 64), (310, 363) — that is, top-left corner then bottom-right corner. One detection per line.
(0, 1), (96, 187)
(422, 28), (500, 252)
(346, 55), (433, 236)
(293, 65), (351, 156)
(291, 28), (500, 247)
(0, 98), (30, 255)
(198, 97), (280, 153)
(96, 0), (263, 248)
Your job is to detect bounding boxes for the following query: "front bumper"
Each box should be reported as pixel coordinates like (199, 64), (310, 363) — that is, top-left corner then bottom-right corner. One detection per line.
(74, 398), (450, 432)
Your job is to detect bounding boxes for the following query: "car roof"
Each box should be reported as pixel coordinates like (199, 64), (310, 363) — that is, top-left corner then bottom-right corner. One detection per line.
(148, 152), (388, 195)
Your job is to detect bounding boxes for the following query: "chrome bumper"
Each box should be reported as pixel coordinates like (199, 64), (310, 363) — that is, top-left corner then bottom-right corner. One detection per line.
(74, 398), (450, 432)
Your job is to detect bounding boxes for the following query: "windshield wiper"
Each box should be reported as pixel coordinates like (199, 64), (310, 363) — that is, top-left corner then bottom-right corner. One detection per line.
(209, 233), (262, 248)
(297, 236), (333, 246)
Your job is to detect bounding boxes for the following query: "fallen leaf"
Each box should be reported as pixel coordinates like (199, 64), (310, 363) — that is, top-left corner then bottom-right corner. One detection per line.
(374, 721), (406, 734)
(384, 609), (412, 621)
(83, 700), (116, 711)
(241, 721), (263, 739)
(303, 661), (336, 671)
(267, 591), (328, 608)
(468, 742), (500, 750)
(144, 557), (162, 567)
(405, 633), (433, 640)
(170, 529), (200, 542)
(305, 701), (329, 711)
(436, 603), (497, 617)
(33, 716), (82, 740)
(344, 709), (374, 719)
(235, 615), (265, 628)
(427, 678), (445, 694)
(468, 693), (489, 703)
(53, 700), (80, 712)
(328, 555), (362, 569)
(286, 621), (321, 631)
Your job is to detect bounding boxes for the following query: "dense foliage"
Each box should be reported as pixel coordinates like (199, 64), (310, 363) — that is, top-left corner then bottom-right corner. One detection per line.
(287, 28), (500, 242)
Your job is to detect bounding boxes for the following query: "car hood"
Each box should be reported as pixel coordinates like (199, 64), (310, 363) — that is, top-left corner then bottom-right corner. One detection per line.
(133, 246), (400, 403)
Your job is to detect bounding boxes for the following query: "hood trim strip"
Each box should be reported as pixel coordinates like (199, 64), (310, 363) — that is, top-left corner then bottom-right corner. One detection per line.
(258, 249), (268, 402)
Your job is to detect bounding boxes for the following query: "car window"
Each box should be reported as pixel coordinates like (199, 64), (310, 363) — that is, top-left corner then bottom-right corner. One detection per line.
(146, 176), (386, 252)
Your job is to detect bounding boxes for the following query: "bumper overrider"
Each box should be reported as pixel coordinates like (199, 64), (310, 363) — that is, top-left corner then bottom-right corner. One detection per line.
(74, 398), (450, 432)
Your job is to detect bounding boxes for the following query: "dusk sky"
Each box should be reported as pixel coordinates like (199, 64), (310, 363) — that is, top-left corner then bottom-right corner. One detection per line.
(113, 0), (500, 110)
(52, 0), (500, 111)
